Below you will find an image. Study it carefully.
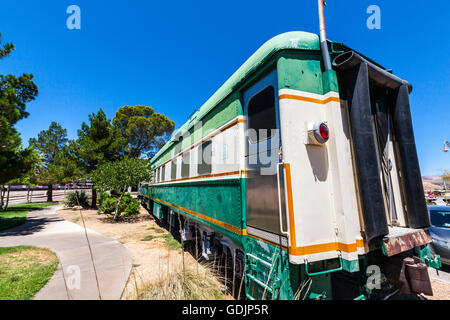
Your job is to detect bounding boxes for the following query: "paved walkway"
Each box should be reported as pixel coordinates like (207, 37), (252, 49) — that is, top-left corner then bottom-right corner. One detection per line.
(0, 205), (132, 300)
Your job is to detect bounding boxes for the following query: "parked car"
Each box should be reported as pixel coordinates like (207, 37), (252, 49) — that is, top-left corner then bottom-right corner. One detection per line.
(444, 192), (450, 206)
(425, 191), (437, 205)
(428, 206), (450, 266)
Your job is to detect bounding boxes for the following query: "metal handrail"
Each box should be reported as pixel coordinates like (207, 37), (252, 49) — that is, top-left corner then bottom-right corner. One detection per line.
(276, 162), (289, 236)
(304, 256), (343, 276)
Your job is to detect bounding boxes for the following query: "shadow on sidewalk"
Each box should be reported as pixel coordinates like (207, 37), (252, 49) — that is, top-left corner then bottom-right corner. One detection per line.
(0, 206), (63, 237)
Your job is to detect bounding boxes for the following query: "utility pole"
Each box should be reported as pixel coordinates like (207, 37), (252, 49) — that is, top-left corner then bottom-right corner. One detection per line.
(443, 141), (449, 190)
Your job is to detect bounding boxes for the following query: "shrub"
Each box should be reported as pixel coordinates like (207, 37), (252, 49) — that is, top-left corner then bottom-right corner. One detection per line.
(98, 192), (110, 206)
(97, 192), (140, 218)
(121, 193), (133, 206)
(97, 196), (117, 215)
(65, 191), (90, 208)
(123, 197), (140, 216)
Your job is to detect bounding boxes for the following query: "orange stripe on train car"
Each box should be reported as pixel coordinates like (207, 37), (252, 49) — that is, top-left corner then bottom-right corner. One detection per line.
(279, 94), (340, 104)
(146, 195), (364, 256)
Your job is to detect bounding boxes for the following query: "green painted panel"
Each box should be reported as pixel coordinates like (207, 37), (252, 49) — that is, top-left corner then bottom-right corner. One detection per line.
(243, 236), (294, 300)
(153, 202), (165, 220)
(150, 179), (243, 231)
(152, 145), (175, 168)
(198, 93), (241, 137)
(322, 69), (339, 94)
(277, 51), (324, 95)
(342, 258), (360, 273)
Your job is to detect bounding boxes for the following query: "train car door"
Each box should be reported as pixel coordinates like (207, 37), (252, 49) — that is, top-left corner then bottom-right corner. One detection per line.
(244, 69), (288, 243)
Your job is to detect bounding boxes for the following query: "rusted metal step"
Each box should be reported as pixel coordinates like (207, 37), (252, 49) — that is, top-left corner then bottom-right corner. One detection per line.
(381, 227), (432, 257)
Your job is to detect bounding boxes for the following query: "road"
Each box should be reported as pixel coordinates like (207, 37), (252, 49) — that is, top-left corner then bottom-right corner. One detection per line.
(5, 189), (91, 205)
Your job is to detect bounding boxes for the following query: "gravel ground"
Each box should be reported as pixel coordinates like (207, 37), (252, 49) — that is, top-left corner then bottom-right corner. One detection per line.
(423, 266), (450, 300)
(423, 279), (450, 300)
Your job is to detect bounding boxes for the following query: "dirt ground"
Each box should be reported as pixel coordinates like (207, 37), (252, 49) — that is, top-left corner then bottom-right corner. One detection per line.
(56, 206), (449, 300)
(56, 206), (230, 299)
(423, 278), (450, 300)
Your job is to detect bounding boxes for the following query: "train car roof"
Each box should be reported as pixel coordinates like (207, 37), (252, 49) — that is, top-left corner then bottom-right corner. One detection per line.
(151, 31), (321, 165)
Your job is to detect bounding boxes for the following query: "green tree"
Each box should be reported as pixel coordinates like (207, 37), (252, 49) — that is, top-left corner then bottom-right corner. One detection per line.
(54, 145), (85, 185)
(0, 32), (39, 209)
(72, 109), (126, 207)
(0, 147), (39, 210)
(113, 105), (174, 158)
(90, 157), (151, 220)
(0, 149), (41, 210)
(29, 122), (68, 202)
(0, 33), (38, 147)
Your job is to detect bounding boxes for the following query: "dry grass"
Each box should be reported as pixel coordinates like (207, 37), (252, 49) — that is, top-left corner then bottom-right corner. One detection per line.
(131, 261), (228, 300)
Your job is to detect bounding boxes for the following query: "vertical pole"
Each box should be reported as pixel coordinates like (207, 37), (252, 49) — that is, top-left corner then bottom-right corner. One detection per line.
(318, 0), (332, 70)
(1, 185), (5, 210)
(5, 185), (10, 210)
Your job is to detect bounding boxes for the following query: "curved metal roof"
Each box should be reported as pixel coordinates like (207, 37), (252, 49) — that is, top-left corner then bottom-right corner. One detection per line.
(151, 31), (320, 163)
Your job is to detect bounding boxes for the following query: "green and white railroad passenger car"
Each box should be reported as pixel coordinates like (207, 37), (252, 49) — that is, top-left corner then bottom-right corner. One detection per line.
(138, 31), (441, 300)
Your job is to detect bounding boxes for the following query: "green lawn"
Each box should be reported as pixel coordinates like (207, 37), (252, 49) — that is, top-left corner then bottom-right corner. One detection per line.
(0, 202), (57, 231)
(0, 246), (59, 300)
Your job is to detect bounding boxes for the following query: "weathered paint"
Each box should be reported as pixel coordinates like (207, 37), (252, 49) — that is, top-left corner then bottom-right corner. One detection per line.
(138, 31), (434, 300)
(381, 229), (433, 257)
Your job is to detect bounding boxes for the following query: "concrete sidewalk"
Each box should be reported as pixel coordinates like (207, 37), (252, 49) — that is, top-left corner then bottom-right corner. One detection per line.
(0, 205), (132, 300)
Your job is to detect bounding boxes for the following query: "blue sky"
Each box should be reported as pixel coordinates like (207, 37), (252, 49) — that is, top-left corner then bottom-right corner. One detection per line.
(0, 0), (448, 175)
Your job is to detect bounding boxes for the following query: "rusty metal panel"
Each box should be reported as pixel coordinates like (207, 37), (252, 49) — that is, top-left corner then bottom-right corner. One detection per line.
(382, 255), (433, 296)
(382, 227), (432, 257)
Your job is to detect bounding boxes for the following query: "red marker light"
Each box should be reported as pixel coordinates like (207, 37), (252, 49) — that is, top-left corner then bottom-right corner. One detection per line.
(312, 122), (329, 144)
(319, 123), (329, 140)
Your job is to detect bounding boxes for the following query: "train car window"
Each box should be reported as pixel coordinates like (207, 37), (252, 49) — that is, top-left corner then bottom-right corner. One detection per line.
(181, 152), (190, 178)
(171, 159), (177, 180)
(198, 140), (212, 175)
(174, 136), (182, 156)
(161, 165), (165, 182)
(247, 85), (276, 143)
